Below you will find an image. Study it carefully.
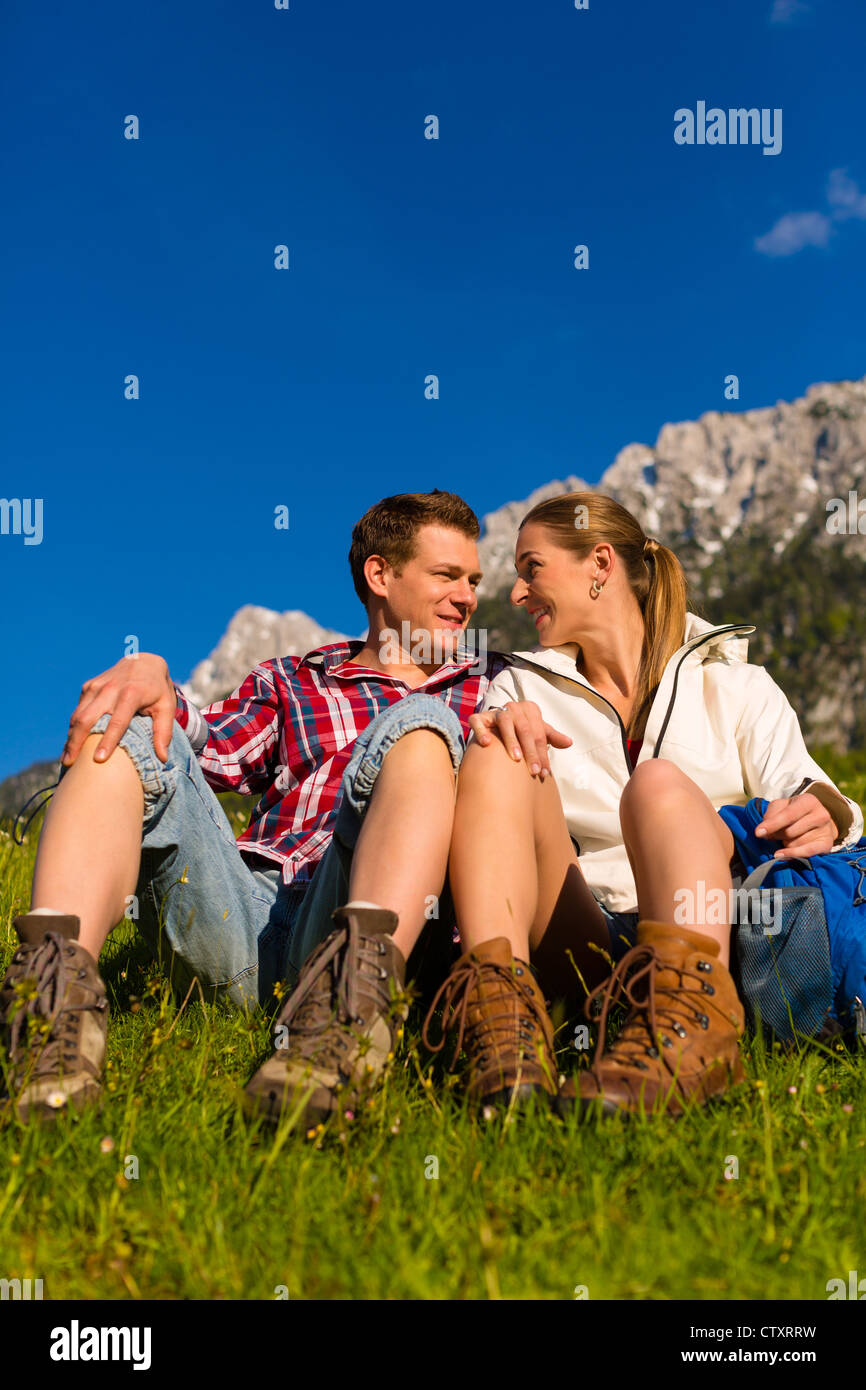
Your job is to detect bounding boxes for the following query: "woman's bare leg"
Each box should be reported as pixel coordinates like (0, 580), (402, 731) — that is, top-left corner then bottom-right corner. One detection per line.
(449, 737), (613, 995)
(618, 759), (736, 967)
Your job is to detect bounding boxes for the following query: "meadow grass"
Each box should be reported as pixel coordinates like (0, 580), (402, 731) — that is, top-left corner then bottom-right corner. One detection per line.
(1, 782), (865, 1303)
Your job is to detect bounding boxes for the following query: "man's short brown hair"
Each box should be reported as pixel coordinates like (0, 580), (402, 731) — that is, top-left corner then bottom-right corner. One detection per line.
(348, 490), (480, 606)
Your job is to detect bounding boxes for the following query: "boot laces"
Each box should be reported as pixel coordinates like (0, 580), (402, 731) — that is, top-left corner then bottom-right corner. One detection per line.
(422, 955), (548, 1071)
(584, 944), (713, 1074)
(3, 933), (106, 1081)
(277, 920), (395, 1070)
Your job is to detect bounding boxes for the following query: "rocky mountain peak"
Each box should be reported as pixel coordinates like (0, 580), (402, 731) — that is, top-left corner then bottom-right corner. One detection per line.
(181, 605), (350, 707)
(475, 375), (866, 592)
(601, 375), (866, 567)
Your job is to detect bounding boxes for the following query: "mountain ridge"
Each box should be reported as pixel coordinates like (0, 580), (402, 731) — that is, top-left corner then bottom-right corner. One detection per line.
(3, 371), (865, 810)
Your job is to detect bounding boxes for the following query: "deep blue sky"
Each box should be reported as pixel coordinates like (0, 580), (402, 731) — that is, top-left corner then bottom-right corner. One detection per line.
(2, 0), (865, 780)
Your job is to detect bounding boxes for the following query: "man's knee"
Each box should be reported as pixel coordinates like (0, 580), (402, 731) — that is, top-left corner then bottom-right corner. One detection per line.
(86, 712), (192, 773)
(369, 694), (462, 746)
(354, 699), (463, 778)
(337, 697), (465, 833)
(58, 730), (139, 787)
(380, 724), (458, 771)
(60, 712), (189, 820)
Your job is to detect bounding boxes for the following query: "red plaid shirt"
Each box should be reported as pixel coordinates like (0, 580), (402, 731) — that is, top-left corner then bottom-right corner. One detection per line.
(173, 641), (505, 887)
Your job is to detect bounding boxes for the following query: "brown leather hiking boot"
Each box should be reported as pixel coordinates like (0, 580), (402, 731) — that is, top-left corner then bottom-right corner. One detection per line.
(1, 914), (108, 1121)
(422, 937), (558, 1109)
(557, 921), (745, 1119)
(243, 904), (409, 1129)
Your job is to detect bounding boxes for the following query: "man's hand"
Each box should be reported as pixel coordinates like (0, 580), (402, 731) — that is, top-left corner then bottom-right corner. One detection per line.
(469, 701), (573, 779)
(755, 792), (838, 859)
(61, 652), (178, 768)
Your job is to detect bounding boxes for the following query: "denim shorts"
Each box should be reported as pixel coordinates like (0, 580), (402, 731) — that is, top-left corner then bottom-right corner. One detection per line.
(72, 695), (466, 1011)
(595, 900), (639, 961)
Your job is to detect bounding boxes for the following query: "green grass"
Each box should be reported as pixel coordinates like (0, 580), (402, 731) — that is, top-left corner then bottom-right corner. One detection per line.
(1, 790), (865, 1302)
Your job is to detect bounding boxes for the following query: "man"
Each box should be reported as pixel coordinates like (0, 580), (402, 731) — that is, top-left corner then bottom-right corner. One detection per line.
(1, 490), (563, 1128)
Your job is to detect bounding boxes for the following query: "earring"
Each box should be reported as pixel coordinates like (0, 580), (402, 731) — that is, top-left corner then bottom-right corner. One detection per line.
(590, 578), (603, 598)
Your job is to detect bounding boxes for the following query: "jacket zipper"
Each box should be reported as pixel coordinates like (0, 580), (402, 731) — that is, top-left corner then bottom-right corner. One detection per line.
(515, 624), (752, 778)
(595, 692), (632, 776)
(651, 625), (751, 759)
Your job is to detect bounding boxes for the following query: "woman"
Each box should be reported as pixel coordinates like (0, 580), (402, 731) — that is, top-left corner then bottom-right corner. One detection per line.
(422, 492), (863, 1117)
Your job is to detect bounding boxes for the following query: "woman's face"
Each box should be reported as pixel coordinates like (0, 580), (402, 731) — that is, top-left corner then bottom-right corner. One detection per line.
(510, 522), (595, 647)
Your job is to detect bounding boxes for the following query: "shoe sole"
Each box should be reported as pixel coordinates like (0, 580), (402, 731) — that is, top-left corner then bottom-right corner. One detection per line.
(241, 1057), (392, 1131)
(12, 1077), (103, 1124)
(239, 1075), (331, 1130)
(557, 1057), (747, 1121)
(554, 1093), (618, 1120)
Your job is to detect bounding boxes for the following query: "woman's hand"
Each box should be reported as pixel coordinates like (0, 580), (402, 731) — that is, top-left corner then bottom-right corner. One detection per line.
(469, 701), (572, 779)
(755, 791), (838, 858)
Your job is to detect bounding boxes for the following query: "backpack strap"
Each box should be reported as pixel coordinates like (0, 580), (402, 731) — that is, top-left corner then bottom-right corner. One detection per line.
(739, 855), (813, 892)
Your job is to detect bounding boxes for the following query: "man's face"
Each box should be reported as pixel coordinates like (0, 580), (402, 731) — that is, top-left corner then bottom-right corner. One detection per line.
(375, 524), (481, 661)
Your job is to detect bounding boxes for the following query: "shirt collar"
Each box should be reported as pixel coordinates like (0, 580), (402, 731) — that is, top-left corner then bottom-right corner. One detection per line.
(299, 640), (365, 675)
(299, 639), (496, 684)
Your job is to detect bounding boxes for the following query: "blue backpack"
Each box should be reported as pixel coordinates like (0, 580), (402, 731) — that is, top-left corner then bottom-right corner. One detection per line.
(718, 798), (866, 1043)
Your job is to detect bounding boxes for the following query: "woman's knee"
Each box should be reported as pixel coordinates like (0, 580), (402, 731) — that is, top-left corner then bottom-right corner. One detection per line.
(458, 733), (535, 792)
(619, 758), (698, 829)
(619, 760), (732, 859)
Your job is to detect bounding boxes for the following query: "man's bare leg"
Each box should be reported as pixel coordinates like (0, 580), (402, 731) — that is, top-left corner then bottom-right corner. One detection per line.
(243, 727), (460, 1126)
(345, 728), (457, 961)
(30, 734), (144, 959)
(1, 732), (142, 1117)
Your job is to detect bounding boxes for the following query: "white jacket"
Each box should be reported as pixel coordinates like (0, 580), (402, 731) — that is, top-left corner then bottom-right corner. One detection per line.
(482, 613), (863, 913)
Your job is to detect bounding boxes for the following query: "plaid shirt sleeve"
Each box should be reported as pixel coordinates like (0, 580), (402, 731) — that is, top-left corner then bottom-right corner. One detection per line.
(173, 662), (286, 795)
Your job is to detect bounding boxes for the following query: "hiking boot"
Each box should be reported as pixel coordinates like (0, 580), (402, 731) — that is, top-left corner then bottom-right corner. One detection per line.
(421, 937), (558, 1109)
(557, 921), (745, 1119)
(1, 914), (108, 1121)
(243, 904), (409, 1128)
